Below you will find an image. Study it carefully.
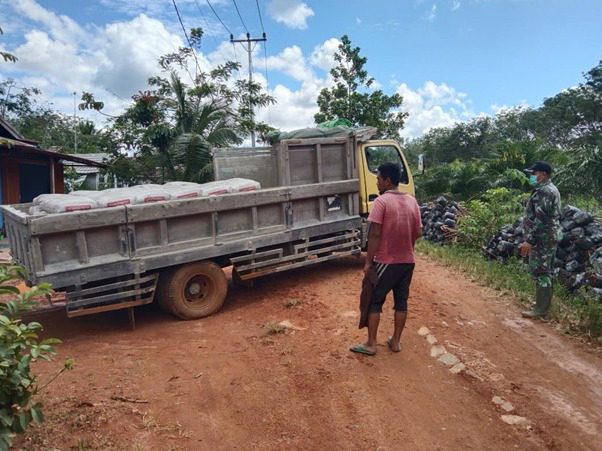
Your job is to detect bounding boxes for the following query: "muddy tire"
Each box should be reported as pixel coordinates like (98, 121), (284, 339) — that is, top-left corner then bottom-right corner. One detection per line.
(162, 261), (228, 319)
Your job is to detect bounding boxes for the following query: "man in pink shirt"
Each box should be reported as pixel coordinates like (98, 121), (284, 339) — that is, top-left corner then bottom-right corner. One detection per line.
(350, 162), (422, 355)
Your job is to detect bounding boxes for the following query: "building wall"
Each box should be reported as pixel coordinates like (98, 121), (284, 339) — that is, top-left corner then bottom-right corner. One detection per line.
(0, 154), (65, 205)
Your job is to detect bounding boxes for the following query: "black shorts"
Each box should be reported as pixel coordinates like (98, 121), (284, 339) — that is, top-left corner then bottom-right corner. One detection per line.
(369, 262), (416, 313)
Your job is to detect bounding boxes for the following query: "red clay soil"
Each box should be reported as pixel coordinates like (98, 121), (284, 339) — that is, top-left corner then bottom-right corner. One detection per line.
(12, 254), (602, 450)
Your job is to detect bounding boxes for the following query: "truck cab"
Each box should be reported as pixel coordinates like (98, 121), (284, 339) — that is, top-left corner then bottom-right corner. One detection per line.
(358, 140), (415, 214)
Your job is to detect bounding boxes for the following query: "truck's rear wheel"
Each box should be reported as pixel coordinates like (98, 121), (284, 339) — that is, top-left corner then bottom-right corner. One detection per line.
(162, 261), (227, 319)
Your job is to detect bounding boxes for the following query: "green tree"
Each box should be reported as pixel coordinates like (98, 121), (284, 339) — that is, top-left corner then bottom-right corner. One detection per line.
(0, 27), (17, 63)
(314, 35), (408, 140)
(0, 266), (73, 450)
(83, 28), (276, 185)
(1, 80), (114, 154)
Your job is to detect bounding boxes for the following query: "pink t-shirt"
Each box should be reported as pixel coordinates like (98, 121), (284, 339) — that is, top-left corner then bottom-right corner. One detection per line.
(367, 191), (422, 264)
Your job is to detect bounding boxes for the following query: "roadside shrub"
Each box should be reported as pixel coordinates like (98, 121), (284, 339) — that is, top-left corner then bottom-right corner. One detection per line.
(0, 266), (70, 450)
(456, 188), (528, 249)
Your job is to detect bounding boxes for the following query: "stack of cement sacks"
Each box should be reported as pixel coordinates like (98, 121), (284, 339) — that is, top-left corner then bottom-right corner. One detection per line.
(29, 179), (261, 216)
(420, 196), (460, 244)
(483, 205), (602, 296)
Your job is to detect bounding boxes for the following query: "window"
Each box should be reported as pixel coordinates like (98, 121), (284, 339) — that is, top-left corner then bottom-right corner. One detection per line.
(365, 145), (409, 184)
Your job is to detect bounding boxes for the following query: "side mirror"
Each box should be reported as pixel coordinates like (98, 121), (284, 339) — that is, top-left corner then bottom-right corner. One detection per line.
(417, 154), (425, 175)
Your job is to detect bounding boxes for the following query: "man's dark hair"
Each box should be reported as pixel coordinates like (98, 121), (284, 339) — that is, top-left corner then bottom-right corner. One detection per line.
(378, 162), (401, 186)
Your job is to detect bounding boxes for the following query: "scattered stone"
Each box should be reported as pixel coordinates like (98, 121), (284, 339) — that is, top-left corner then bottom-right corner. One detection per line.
(501, 415), (531, 428)
(441, 321), (450, 327)
(492, 396), (504, 405)
(464, 370), (483, 382)
(426, 334), (438, 345)
(437, 352), (460, 367)
(449, 363), (466, 374)
(492, 396), (515, 412)
(430, 345), (447, 358)
(501, 402), (515, 412)
(417, 326), (431, 336)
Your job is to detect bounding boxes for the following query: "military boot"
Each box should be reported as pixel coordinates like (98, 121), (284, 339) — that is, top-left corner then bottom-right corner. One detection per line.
(522, 285), (553, 318)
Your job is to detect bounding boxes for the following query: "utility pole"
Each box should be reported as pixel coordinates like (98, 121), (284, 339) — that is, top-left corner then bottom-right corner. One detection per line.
(231, 32), (266, 148)
(73, 91), (78, 152)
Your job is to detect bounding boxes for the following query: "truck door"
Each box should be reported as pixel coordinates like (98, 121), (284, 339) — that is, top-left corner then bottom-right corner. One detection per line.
(358, 140), (414, 214)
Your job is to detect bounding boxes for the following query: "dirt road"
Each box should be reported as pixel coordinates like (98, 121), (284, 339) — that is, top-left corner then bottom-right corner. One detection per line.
(16, 254), (602, 450)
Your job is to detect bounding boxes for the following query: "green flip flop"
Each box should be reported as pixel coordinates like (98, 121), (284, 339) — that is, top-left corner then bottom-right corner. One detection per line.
(349, 344), (376, 356)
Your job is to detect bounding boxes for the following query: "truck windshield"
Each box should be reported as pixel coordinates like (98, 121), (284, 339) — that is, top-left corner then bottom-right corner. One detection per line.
(365, 145), (409, 184)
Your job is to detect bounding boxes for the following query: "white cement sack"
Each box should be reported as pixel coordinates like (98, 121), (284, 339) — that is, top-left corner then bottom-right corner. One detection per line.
(226, 178), (261, 192)
(129, 185), (171, 203)
(40, 196), (98, 213)
(28, 205), (48, 217)
(70, 190), (102, 199)
(162, 182), (203, 199)
(32, 193), (70, 205)
(163, 181), (199, 188)
(198, 181), (234, 196)
(94, 189), (137, 207)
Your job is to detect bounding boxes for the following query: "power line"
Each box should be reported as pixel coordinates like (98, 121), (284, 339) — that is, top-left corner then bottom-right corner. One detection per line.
(205, 0), (232, 36)
(232, 0), (249, 35)
(194, 0), (242, 84)
(255, 0), (265, 33)
(194, 0), (228, 62)
(231, 43), (244, 82)
(172, 0), (203, 79)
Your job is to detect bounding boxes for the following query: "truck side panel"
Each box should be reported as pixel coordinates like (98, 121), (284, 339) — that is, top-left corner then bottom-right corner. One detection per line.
(2, 136), (361, 291)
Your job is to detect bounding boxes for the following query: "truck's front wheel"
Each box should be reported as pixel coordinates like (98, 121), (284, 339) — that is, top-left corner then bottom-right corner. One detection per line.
(161, 261), (228, 319)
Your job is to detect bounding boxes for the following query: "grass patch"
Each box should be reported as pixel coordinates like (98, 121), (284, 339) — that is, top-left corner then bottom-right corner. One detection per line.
(416, 240), (602, 341)
(284, 299), (303, 308)
(264, 321), (288, 335)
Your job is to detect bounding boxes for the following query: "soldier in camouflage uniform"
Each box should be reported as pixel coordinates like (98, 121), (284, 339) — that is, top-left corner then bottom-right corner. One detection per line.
(520, 161), (562, 318)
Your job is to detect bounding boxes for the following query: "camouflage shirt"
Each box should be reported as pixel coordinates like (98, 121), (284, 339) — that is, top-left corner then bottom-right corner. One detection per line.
(523, 180), (561, 245)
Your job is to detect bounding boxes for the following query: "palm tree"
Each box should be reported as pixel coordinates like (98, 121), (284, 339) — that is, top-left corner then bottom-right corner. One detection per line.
(160, 71), (241, 183)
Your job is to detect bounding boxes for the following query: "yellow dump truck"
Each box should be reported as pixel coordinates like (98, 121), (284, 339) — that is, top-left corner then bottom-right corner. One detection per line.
(1, 127), (415, 325)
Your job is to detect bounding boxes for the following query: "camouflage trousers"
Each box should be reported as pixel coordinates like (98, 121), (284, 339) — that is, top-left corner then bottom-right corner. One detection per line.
(529, 240), (558, 288)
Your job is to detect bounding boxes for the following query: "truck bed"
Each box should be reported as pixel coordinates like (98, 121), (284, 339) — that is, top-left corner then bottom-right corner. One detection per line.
(2, 135), (362, 290)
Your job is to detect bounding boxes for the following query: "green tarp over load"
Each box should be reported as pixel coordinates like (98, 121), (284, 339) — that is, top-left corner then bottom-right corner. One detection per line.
(266, 124), (377, 144)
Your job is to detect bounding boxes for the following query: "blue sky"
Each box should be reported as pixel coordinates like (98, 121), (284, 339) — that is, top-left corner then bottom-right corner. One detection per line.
(1, 0), (601, 138)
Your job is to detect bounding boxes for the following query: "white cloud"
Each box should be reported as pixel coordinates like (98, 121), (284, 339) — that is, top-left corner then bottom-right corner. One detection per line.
(3, 2), (188, 119)
(93, 15), (187, 97)
(309, 38), (340, 72)
(452, 1), (461, 11)
(266, 46), (314, 82)
(3, 1), (481, 142)
(490, 99), (529, 114)
(425, 4), (437, 21)
(11, 0), (86, 43)
(267, 0), (314, 30)
(396, 81), (475, 138)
